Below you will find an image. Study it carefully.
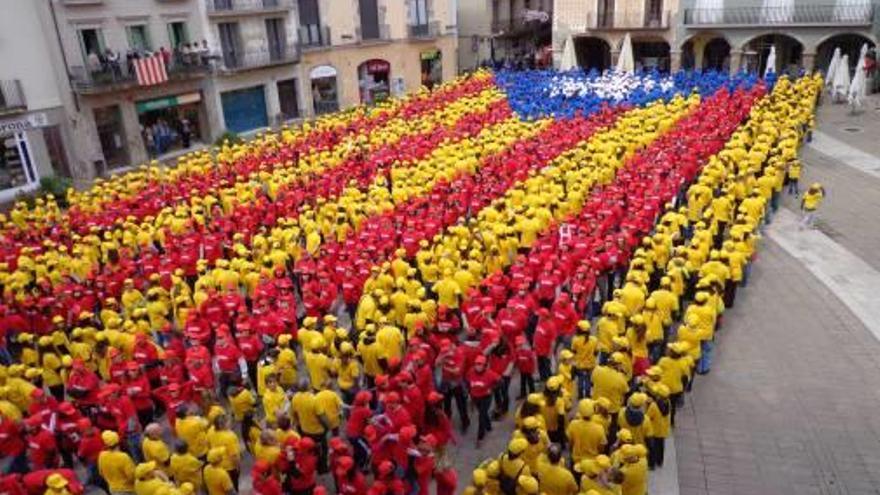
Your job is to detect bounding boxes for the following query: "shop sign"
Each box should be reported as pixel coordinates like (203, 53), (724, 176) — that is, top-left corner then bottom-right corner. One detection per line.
(365, 59), (390, 74)
(0, 113), (48, 134)
(136, 92), (201, 114)
(420, 49), (440, 61)
(310, 65), (338, 79)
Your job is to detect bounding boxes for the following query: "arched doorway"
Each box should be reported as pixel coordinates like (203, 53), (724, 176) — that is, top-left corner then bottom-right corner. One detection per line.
(420, 49), (442, 90)
(743, 34), (803, 75)
(681, 40), (696, 70)
(632, 38), (671, 72)
(575, 36), (612, 72)
(816, 33), (875, 75)
(357, 59), (391, 104)
(310, 65), (339, 115)
(703, 37), (731, 71)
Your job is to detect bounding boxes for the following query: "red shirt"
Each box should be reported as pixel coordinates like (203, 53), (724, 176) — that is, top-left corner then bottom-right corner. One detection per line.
(466, 368), (500, 399)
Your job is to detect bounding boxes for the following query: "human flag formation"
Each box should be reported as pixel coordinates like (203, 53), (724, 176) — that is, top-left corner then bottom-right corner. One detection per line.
(134, 53), (168, 86)
(0, 68), (824, 495)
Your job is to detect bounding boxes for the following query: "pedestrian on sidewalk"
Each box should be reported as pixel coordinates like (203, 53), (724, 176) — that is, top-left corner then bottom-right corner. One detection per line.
(800, 182), (826, 229)
(786, 159), (801, 196)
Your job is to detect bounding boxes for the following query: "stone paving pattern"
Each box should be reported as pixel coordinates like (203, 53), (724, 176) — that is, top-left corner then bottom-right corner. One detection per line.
(675, 94), (880, 495)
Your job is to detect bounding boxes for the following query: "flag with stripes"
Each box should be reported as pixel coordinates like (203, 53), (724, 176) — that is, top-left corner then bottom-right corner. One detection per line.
(134, 54), (168, 86)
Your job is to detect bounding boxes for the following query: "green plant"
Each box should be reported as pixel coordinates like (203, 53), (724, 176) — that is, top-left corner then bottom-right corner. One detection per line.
(39, 176), (73, 207)
(214, 130), (243, 147)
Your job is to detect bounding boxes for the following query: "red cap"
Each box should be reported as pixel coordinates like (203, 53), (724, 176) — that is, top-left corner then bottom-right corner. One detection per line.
(427, 391), (443, 404)
(474, 355), (488, 366)
(297, 437), (315, 451)
(378, 460), (395, 476)
(98, 383), (121, 398)
(354, 390), (372, 405)
(252, 460), (271, 475)
(384, 392), (400, 404)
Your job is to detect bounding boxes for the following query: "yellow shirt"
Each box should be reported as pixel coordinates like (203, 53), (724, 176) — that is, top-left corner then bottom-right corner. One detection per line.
(203, 464), (233, 495)
(375, 325), (404, 361)
(432, 277), (462, 309)
(566, 417), (606, 462)
(142, 437), (170, 464)
(620, 457), (648, 495)
(175, 416), (209, 457)
(536, 460), (578, 495)
(291, 391), (324, 435)
(207, 429), (241, 471)
(314, 389), (343, 430)
(571, 334), (597, 371)
(98, 450), (136, 492)
(304, 352), (332, 389)
(229, 388), (256, 421)
(591, 365), (629, 414)
(335, 358), (360, 390)
(169, 453), (203, 489)
(262, 385), (287, 426)
(135, 478), (173, 495)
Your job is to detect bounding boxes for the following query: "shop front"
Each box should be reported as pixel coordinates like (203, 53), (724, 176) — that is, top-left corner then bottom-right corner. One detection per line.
(420, 49), (442, 89)
(310, 65), (340, 115)
(136, 91), (204, 157)
(0, 111), (66, 201)
(357, 59), (391, 104)
(220, 86), (268, 134)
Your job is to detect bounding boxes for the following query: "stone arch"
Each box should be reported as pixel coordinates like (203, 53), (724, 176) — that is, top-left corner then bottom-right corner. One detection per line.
(574, 36), (613, 72)
(741, 33), (805, 74)
(815, 32), (876, 74)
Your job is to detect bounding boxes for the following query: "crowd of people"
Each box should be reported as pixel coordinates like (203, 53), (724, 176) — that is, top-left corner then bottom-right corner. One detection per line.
(0, 68), (821, 495)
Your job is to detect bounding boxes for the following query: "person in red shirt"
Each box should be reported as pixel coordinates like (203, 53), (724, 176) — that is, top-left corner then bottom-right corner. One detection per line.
(465, 355), (499, 446)
(252, 459), (282, 495)
(0, 415), (27, 473)
(488, 338), (514, 419)
(334, 455), (367, 495)
(346, 391), (372, 471)
(436, 342), (470, 433)
(75, 418), (106, 491)
(513, 335), (537, 399)
(24, 415), (58, 470)
(533, 308), (557, 382)
(279, 437), (318, 495)
(66, 358), (100, 409)
(121, 362), (154, 428)
(213, 329), (246, 396)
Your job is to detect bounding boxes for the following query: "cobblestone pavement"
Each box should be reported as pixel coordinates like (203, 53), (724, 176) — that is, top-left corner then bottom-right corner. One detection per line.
(675, 239), (880, 495)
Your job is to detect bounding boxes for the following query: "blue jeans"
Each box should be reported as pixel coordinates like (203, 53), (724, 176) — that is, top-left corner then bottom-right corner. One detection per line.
(698, 339), (714, 374)
(574, 369), (592, 399)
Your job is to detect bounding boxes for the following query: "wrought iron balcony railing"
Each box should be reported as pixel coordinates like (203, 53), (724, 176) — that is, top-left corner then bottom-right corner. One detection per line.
(683, 4), (874, 25)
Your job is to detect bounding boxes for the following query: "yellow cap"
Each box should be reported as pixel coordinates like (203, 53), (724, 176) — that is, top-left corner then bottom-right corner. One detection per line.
(46, 474), (68, 489)
(518, 475), (539, 494)
(102, 430), (120, 447)
(472, 469), (488, 487)
(207, 446), (226, 464)
(628, 392), (648, 408)
(508, 438), (528, 454)
(135, 461), (157, 479)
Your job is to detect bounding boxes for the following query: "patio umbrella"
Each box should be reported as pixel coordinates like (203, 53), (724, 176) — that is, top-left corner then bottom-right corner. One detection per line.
(763, 45), (776, 77)
(560, 35), (577, 71)
(832, 54), (850, 102)
(848, 43), (869, 110)
(825, 47), (841, 88)
(617, 33), (635, 74)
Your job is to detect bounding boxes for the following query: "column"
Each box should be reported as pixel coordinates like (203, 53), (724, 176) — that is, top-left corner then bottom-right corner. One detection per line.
(729, 49), (743, 73)
(120, 102), (148, 167)
(802, 52), (817, 73)
(265, 80), (281, 127)
(693, 38), (707, 70)
(611, 49), (620, 67)
(670, 50), (682, 72)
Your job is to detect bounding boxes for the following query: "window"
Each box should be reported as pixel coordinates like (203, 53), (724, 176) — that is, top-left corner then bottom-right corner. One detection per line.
(0, 132), (38, 191)
(78, 28), (105, 66)
(218, 22), (242, 68)
(266, 18), (285, 61)
(412, 0), (428, 25)
(93, 105), (129, 170)
(126, 25), (151, 52)
(277, 79), (300, 120)
(168, 22), (189, 49)
(359, 0), (380, 40)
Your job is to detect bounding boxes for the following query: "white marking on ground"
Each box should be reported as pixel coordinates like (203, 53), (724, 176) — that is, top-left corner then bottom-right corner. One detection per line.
(768, 209), (880, 341)
(808, 131), (880, 180)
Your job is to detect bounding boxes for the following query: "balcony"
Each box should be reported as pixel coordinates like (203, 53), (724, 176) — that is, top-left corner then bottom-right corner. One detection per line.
(356, 23), (391, 43)
(206, 0), (294, 16)
(217, 43), (301, 73)
(409, 20), (442, 38)
(69, 57), (211, 95)
(492, 15), (551, 37)
(588, 10), (670, 30)
(300, 24), (332, 49)
(683, 4), (874, 26)
(62, 0), (103, 5)
(0, 80), (26, 115)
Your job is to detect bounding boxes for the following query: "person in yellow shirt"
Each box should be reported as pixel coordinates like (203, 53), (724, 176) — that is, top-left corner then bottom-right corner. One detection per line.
(786, 159), (801, 196)
(333, 342), (361, 404)
(207, 415), (241, 489)
(261, 374), (288, 426)
(645, 383), (671, 469)
(227, 385), (256, 440)
(174, 408), (209, 458)
(169, 442), (203, 491)
(134, 461), (174, 495)
(565, 399), (607, 463)
(617, 393), (653, 446)
(43, 473), (73, 495)
(98, 430), (136, 494)
(432, 270), (462, 309)
(535, 444), (577, 495)
(618, 444), (648, 495)
(314, 388), (343, 435)
(800, 182), (825, 229)
(142, 423), (171, 466)
(203, 447), (234, 495)
(591, 353), (629, 416)
(571, 321), (597, 400)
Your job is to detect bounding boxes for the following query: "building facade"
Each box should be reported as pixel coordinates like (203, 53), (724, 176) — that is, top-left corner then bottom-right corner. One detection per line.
(458, 0), (554, 72)
(296, 0), (458, 117)
(0, 0), (83, 202)
(0, 0), (458, 193)
(554, 0), (877, 74)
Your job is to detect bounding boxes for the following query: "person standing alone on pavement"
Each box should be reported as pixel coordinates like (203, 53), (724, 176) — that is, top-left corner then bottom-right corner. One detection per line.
(800, 182), (825, 229)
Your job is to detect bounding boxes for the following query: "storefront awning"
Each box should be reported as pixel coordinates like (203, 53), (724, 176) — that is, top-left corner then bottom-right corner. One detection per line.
(136, 92), (201, 114)
(310, 65), (338, 79)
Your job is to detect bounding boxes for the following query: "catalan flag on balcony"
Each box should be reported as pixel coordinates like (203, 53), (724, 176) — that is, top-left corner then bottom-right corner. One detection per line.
(134, 53), (168, 86)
